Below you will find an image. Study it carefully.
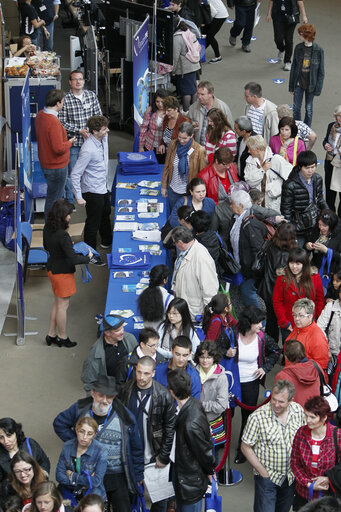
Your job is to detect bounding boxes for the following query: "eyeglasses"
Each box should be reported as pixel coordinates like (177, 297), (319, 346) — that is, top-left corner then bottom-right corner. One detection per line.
(77, 430), (95, 437)
(14, 466), (33, 475)
(145, 343), (158, 349)
(199, 355), (214, 360)
(292, 313), (311, 318)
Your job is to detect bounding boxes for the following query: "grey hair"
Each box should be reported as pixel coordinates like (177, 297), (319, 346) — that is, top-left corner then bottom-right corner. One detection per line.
(229, 190), (252, 210)
(277, 104), (292, 119)
(178, 122), (194, 137)
(292, 298), (315, 316)
(235, 116), (253, 132)
(172, 226), (194, 243)
(272, 379), (296, 401)
(334, 105), (341, 116)
(244, 82), (262, 98)
(246, 135), (268, 152)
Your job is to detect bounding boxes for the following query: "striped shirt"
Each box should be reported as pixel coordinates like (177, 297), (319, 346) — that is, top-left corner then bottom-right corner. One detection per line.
(169, 154), (189, 194)
(205, 130), (237, 158)
(247, 103), (266, 135)
(163, 126), (174, 149)
(242, 401), (306, 485)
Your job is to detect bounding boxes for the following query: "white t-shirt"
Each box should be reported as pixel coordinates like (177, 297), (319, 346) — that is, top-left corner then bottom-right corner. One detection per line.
(238, 335), (259, 383)
(209, 0), (228, 18)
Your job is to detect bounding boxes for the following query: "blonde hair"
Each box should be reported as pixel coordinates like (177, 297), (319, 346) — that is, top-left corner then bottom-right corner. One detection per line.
(246, 135), (267, 152)
(75, 416), (98, 434)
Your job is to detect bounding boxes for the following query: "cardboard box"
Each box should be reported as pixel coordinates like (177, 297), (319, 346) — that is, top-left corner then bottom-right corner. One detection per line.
(30, 222), (85, 248)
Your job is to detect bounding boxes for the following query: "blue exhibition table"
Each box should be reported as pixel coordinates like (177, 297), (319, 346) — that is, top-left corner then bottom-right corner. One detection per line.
(105, 164), (169, 337)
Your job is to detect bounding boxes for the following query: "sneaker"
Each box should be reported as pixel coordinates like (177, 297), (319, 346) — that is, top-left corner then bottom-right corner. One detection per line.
(72, 204), (76, 212)
(229, 35), (236, 47)
(277, 50), (285, 61)
(89, 256), (107, 266)
(242, 45), (251, 53)
(283, 62), (292, 71)
(209, 56), (222, 63)
(100, 243), (111, 249)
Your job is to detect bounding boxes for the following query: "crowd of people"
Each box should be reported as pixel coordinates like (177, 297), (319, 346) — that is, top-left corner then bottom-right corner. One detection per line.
(8, 1), (341, 512)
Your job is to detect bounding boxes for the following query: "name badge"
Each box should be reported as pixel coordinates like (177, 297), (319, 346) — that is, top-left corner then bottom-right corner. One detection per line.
(40, 5), (47, 11)
(188, 148), (194, 156)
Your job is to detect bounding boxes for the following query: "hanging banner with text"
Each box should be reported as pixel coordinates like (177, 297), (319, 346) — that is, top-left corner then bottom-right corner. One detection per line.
(133, 15), (150, 138)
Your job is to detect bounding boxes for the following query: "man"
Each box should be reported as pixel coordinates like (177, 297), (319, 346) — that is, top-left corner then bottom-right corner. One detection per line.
(81, 314), (138, 392)
(234, 116), (257, 179)
(286, 299), (329, 373)
(128, 328), (166, 378)
(35, 89), (76, 218)
(154, 336), (201, 399)
(59, 69), (102, 207)
(171, 226), (219, 320)
(167, 369), (215, 512)
(274, 339), (322, 407)
(119, 356), (176, 512)
(198, 147), (239, 205)
(71, 115), (112, 263)
(229, 0), (258, 53)
(280, 150), (328, 245)
(53, 375), (144, 512)
(241, 379), (306, 512)
(277, 104), (317, 150)
(32, 0), (60, 51)
(188, 81), (233, 144)
(244, 82), (279, 143)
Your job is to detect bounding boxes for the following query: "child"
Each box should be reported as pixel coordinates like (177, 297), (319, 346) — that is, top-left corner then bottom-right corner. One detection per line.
(202, 293), (237, 355)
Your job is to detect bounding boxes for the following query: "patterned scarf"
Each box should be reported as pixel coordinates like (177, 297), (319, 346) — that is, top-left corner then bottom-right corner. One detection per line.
(177, 138), (193, 175)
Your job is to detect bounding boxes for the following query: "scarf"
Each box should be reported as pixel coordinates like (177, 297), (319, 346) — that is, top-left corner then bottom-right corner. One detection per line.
(279, 135), (294, 161)
(328, 123), (341, 155)
(128, 383), (152, 451)
(177, 138), (192, 176)
(198, 363), (217, 384)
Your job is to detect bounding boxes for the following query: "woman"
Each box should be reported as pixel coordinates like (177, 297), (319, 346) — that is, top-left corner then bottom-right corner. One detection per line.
(172, 18), (200, 111)
(203, 293), (237, 345)
(0, 418), (50, 484)
(29, 481), (64, 512)
(317, 284), (341, 369)
(169, 178), (215, 228)
(323, 105), (341, 215)
(194, 341), (229, 459)
(43, 199), (92, 348)
(204, 0), (228, 63)
(291, 396), (341, 508)
(266, 0), (307, 71)
(205, 108), (237, 162)
(258, 223), (298, 342)
(137, 264), (172, 330)
(273, 247), (325, 342)
(161, 122), (206, 210)
(18, 0), (48, 47)
(233, 306), (280, 464)
(325, 269), (341, 303)
(244, 135), (292, 211)
(75, 494), (105, 512)
(138, 89), (168, 163)
(157, 297), (200, 359)
(289, 24), (324, 127)
(56, 417), (107, 500)
(199, 147), (238, 205)
(158, 96), (190, 155)
(0, 451), (47, 506)
(306, 210), (341, 280)
(270, 117), (305, 165)
(13, 35), (36, 58)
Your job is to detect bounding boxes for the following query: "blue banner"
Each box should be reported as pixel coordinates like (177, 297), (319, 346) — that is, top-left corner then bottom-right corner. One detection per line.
(133, 16), (150, 138)
(21, 71), (33, 221)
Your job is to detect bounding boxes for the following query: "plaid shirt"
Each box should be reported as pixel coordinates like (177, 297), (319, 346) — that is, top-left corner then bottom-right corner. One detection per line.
(59, 89), (102, 146)
(139, 111), (164, 151)
(291, 423), (341, 501)
(242, 401), (306, 486)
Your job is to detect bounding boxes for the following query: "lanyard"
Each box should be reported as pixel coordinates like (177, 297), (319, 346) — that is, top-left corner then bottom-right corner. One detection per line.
(90, 404), (112, 429)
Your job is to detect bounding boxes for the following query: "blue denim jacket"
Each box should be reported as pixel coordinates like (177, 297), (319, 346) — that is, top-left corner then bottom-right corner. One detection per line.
(56, 438), (108, 499)
(289, 42), (325, 95)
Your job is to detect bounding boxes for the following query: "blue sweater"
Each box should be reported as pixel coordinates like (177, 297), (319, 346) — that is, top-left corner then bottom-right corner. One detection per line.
(154, 362), (201, 399)
(169, 196), (216, 228)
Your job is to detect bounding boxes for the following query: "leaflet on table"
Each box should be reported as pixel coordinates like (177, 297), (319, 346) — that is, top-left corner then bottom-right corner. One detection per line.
(138, 212), (159, 218)
(116, 182), (138, 189)
(134, 322), (144, 329)
(116, 215), (136, 221)
(140, 188), (159, 196)
(114, 222), (159, 232)
(110, 252), (151, 269)
(139, 244), (162, 256)
(137, 180), (161, 189)
(110, 309), (135, 318)
(122, 282), (148, 293)
(132, 230), (161, 242)
(118, 199), (135, 206)
(136, 198), (164, 213)
(117, 206), (134, 213)
(113, 271), (134, 278)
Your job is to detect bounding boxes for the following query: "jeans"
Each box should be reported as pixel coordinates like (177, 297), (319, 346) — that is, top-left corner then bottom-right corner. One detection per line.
(272, 20), (296, 63)
(205, 17), (226, 57)
(240, 278), (259, 307)
(83, 191), (112, 249)
(254, 476), (295, 512)
(37, 21), (54, 51)
(105, 472), (131, 512)
(168, 187), (186, 211)
(293, 86), (315, 127)
(230, 5), (256, 46)
(238, 379), (259, 449)
(150, 499), (168, 512)
(176, 499), (202, 512)
(42, 166), (68, 219)
(65, 146), (80, 203)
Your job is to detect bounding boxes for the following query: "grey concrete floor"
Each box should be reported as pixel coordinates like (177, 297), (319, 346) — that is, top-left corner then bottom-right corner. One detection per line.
(1, 1), (340, 510)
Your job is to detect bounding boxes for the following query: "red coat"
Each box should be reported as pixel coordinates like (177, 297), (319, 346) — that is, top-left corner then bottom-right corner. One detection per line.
(274, 359), (322, 408)
(272, 271), (325, 329)
(198, 163), (239, 204)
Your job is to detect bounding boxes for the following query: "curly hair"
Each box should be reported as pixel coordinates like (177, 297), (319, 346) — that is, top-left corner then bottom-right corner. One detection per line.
(206, 108), (233, 146)
(297, 23), (316, 42)
(46, 199), (73, 232)
(238, 306), (265, 335)
(194, 340), (222, 365)
(0, 418), (26, 447)
(304, 395), (330, 419)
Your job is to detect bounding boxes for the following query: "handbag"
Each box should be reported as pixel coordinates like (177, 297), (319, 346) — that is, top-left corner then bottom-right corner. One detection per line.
(205, 478), (222, 512)
(252, 239), (272, 276)
(284, 0), (300, 24)
(312, 360), (339, 412)
(131, 485), (150, 512)
(294, 202), (320, 232)
(319, 248), (333, 293)
(215, 232), (241, 276)
(218, 327), (242, 408)
(200, 0), (212, 25)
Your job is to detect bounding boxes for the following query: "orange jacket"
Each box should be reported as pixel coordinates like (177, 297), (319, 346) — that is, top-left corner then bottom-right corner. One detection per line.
(286, 322), (329, 373)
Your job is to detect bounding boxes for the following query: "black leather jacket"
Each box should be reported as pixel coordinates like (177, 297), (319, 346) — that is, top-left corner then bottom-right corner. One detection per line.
(118, 379), (176, 465)
(258, 242), (290, 303)
(172, 397), (215, 504)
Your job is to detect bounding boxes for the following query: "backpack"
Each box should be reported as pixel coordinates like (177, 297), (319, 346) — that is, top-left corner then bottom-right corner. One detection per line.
(180, 29), (201, 63)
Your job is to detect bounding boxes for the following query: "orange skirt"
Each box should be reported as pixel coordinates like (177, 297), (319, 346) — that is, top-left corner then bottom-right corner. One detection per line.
(48, 271), (76, 298)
